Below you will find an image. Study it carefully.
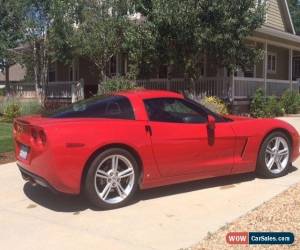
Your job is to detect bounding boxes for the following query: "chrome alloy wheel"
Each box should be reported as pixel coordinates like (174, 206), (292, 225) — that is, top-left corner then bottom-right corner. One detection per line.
(265, 136), (289, 174)
(94, 155), (135, 204)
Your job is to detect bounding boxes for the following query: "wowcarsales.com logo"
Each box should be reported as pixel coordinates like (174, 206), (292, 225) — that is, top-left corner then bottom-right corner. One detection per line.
(226, 232), (295, 245)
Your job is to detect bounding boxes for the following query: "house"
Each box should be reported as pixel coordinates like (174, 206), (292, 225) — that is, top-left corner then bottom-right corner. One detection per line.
(11, 0), (300, 111)
(0, 63), (26, 84)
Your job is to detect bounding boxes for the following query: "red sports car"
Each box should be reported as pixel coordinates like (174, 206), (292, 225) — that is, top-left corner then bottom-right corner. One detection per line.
(14, 90), (299, 209)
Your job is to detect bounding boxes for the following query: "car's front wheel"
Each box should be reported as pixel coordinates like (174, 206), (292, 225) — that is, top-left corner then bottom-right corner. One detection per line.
(84, 148), (139, 209)
(257, 132), (291, 178)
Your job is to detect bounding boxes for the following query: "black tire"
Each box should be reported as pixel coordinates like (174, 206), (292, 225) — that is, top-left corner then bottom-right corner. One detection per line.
(256, 131), (291, 178)
(84, 148), (139, 209)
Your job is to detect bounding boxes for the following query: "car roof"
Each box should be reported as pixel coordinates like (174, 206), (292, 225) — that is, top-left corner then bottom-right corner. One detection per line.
(117, 89), (184, 100)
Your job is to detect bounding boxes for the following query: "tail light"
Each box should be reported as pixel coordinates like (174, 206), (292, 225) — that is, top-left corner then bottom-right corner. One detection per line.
(31, 127), (47, 145)
(31, 128), (38, 141)
(39, 130), (47, 145)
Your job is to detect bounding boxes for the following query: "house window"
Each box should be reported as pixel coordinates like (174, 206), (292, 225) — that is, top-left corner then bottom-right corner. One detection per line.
(267, 53), (277, 74)
(48, 63), (56, 82)
(294, 58), (300, 79)
(110, 56), (117, 76)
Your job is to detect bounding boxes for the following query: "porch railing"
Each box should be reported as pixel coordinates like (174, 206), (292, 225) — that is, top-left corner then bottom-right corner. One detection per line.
(7, 80), (85, 103)
(45, 80), (85, 102)
(9, 82), (36, 98)
(137, 77), (299, 100)
(136, 77), (230, 98)
(234, 77), (300, 98)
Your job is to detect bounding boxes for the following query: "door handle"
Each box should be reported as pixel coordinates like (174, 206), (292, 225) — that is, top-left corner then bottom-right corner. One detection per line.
(145, 125), (152, 136)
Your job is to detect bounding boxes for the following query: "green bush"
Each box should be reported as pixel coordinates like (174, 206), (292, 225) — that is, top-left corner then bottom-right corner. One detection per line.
(264, 96), (285, 118)
(250, 88), (266, 118)
(280, 90), (300, 114)
(99, 77), (137, 94)
(0, 98), (41, 121)
(20, 100), (42, 116)
(250, 89), (284, 118)
(0, 88), (5, 96)
(2, 103), (21, 122)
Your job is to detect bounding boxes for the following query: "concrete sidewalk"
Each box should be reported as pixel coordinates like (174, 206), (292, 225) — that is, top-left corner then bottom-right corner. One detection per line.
(0, 117), (299, 250)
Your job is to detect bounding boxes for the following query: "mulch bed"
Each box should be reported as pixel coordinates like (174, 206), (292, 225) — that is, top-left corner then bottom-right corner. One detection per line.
(0, 151), (15, 164)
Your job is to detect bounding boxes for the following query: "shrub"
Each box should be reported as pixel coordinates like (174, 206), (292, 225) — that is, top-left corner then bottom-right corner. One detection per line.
(99, 77), (137, 94)
(200, 96), (229, 115)
(0, 88), (5, 96)
(250, 89), (285, 118)
(280, 90), (300, 114)
(20, 100), (42, 116)
(2, 103), (21, 122)
(264, 96), (284, 118)
(187, 93), (229, 115)
(250, 88), (266, 118)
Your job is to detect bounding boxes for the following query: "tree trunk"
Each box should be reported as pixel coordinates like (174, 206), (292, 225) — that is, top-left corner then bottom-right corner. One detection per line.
(33, 41), (42, 103)
(5, 65), (10, 96)
(40, 27), (49, 106)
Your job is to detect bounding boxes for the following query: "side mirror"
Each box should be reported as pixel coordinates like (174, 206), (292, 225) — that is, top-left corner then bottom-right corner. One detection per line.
(207, 115), (216, 130)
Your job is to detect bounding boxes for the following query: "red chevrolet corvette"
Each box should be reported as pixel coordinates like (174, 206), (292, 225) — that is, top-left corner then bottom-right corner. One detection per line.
(14, 90), (299, 209)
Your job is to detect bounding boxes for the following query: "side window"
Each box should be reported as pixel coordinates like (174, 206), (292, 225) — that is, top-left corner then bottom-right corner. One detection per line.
(144, 98), (207, 123)
(48, 95), (135, 120)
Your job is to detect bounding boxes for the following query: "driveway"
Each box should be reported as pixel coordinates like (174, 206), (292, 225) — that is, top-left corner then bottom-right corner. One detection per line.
(0, 117), (300, 250)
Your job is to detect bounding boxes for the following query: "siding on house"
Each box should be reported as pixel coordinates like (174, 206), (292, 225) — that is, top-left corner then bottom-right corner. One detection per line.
(265, 0), (287, 32)
(0, 64), (26, 82)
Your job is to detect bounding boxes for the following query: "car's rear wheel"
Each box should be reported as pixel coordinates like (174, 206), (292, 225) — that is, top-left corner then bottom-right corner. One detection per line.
(84, 148), (139, 209)
(256, 132), (291, 178)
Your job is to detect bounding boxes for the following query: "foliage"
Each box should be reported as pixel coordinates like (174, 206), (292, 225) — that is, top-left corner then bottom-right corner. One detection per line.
(0, 0), (26, 92)
(250, 88), (266, 118)
(0, 88), (5, 96)
(2, 103), (21, 122)
(77, 0), (135, 82)
(21, 0), (82, 101)
(0, 122), (13, 153)
(200, 96), (229, 115)
(99, 77), (137, 94)
(0, 98), (41, 117)
(187, 93), (229, 115)
(137, 0), (266, 80)
(287, 0), (300, 34)
(264, 96), (285, 118)
(280, 90), (300, 114)
(20, 100), (42, 116)
(250, 89), (299, 118)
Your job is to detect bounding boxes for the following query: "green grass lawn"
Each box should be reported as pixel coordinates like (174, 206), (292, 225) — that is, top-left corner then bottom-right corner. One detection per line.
(0, 122), (13, 153)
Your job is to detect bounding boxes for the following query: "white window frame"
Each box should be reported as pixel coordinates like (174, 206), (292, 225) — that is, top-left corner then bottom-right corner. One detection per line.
(267, 52), (277, 74)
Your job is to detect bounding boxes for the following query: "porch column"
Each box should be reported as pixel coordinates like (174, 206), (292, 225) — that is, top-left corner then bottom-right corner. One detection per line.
(289, 48), (293, 90)
(116, 53), (120, 76)
(72, 59), (76, 82)
(264, 41), (268, 96)
(230, 72), (235, 101)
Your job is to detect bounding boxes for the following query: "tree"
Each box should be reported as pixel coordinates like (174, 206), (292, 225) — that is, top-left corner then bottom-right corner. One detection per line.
(0, 0), (25, 94)
(136, 0), (266, 81)
(288, 0), (300, 34)
(76, 0), (135, 82)
(22, 0), (81, 102)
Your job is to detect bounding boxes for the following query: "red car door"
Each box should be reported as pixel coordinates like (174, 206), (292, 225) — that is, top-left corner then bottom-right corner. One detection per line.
(144, 98), (236, 177)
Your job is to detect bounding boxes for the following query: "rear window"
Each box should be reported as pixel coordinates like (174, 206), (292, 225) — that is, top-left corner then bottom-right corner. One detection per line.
(43, 95), (135, 120)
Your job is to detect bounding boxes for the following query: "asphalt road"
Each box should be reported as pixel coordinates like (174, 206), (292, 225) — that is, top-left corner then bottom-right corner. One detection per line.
(0, 117), (299, 250)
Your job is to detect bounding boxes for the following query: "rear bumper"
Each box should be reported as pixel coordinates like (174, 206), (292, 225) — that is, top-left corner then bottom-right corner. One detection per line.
(17, 159), (81, 195)
(18, 165), (61, 194)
